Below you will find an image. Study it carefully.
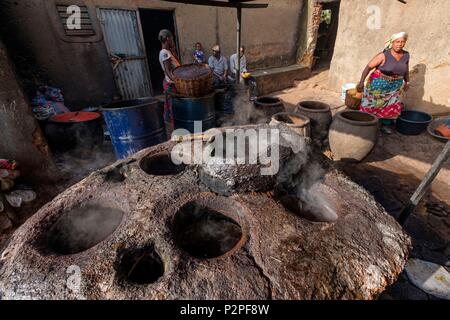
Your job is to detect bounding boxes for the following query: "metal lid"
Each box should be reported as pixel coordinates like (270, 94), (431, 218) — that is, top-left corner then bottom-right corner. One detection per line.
(50, 112), (101, 123)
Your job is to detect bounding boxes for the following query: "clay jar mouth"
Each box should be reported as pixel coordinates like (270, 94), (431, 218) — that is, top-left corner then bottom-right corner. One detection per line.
(46, 203), (124, 255)
(255, 96), (282, 106)
(273, 112), (310, 127)
(297, 101), (331, 113)
(337, 111), (378, 126)
(116, 244), (165, 285)
(140, 151), (186, 176)
(172, 198), (245, 259)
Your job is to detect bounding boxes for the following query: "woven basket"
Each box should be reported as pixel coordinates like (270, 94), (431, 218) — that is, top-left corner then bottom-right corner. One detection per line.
(345, 88), (363, 110)
(173, 64), (213, 97)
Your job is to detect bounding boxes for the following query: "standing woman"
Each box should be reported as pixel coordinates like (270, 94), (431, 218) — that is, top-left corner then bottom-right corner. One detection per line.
(159, 29), (181, 136)
(357, 32), (410, 134)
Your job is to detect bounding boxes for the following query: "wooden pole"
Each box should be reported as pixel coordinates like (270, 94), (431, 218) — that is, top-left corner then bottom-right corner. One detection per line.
(398, 140), (450, 225)
(236, 6), (242, 84)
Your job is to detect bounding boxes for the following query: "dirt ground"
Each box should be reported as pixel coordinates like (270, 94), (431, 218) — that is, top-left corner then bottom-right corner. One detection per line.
(275, 68), (346, 112)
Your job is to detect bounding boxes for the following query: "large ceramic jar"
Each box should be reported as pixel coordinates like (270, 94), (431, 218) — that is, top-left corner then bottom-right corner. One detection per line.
(253, 96), (285, 123)
(270, 112), (311, 138)
(45, 112), (104, 157)
(329, 110), (379, 162)
(295, 101), (332, 144)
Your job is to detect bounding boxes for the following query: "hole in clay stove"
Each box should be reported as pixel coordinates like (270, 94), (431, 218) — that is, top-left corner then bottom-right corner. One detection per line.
(140, 152), (185, 176)
(173, 201), (243, 259)
(279, 195), (338, 223)
(47, 204), (124, 255)
(118, 245), (164, 285)
(277, 184), (339, 223)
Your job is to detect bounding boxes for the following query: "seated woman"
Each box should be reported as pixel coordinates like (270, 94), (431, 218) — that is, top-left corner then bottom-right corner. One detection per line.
(357, 32), (410, 134)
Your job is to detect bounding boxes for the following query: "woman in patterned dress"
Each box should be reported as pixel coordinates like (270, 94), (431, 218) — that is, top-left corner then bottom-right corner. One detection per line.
(357, 32), (410, 134)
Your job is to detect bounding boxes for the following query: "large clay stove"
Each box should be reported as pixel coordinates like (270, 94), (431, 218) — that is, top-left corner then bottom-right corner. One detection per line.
(0, 125), (411, 300)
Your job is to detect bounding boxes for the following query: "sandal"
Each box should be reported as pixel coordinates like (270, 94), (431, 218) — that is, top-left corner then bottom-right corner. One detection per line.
(380, 125), (394, 135)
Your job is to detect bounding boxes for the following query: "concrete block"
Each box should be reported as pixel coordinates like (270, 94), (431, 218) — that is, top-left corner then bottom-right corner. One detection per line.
(252, 64), (311, 96)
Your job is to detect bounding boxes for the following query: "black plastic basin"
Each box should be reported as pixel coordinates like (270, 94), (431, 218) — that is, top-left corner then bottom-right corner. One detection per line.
(396, 111), (432, 135)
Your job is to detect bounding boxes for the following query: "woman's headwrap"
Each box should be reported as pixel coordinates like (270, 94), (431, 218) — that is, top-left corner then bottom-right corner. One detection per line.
(384, 32), (408, 50)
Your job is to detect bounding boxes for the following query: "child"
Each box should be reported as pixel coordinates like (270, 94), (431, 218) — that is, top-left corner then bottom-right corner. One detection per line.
(193, 42), (205, 64)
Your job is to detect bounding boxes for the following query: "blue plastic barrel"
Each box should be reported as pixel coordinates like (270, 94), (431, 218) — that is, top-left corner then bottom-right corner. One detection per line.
(172, 92), (216, 133)
(101, 97), (166, 159)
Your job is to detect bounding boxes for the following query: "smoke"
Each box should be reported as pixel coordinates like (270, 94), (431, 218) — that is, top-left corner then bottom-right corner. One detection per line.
(300, 182), (338, 222)
(275, 137), (337, 222)
(175, 203), (242, 258)
(48, 204), (124, 255)
(53, 140), (116, 186)
(218, 89), (268, 127)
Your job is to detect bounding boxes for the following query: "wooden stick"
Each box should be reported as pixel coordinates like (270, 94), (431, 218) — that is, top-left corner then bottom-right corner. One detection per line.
(171, 132), (215, 143)
(398, 140), (450, 225)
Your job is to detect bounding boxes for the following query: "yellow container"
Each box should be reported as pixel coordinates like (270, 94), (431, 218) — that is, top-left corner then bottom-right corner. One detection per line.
(345, 88), (363, 110)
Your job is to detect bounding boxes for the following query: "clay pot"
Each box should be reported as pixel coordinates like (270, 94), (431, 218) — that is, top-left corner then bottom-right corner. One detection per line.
(45, 112), (104, 156)
(253, 96), (285, 122)
(329, 110), (379, 162)
(295, 101), (332, 143)
(270, 112), (311, 138)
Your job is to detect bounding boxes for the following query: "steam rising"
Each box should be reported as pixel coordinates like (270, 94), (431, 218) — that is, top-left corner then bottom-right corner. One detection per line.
(276, 137), (338, 222)
(47, 204), (124, 255)
(54, 142), (116, 186)
(218, 89), (268, 127)
(174, 202), (243, 259)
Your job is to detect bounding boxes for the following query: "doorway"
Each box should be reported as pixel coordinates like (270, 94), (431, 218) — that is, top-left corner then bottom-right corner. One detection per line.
(313, 1), (340, 70)
(139, 9), (178, 95)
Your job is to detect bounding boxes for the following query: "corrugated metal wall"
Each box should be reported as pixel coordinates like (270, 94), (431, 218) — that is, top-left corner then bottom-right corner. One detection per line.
(98, 9), (152, 99)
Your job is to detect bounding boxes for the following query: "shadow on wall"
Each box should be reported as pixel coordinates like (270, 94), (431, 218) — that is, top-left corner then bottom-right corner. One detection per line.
(405, 63), (449, 116)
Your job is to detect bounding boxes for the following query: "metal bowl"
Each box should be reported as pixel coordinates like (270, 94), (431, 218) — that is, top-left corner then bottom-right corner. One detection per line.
(427, 117), (450, 142)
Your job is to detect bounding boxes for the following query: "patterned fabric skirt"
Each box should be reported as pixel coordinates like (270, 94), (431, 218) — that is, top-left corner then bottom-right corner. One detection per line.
(163, 79), (177, 124)
(360, 69), (405, 119)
